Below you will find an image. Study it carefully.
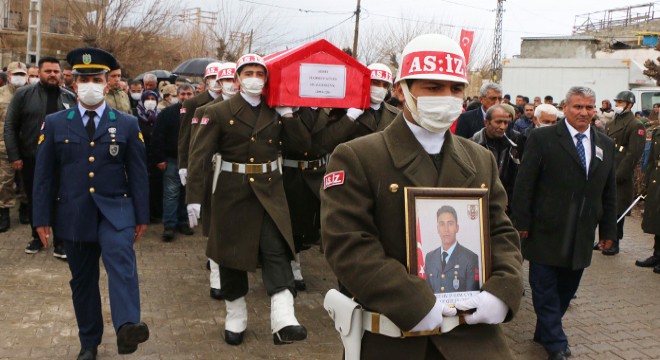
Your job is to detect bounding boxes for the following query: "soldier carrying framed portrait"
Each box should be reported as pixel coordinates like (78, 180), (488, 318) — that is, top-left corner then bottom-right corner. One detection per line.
(405, 187), (492, 306)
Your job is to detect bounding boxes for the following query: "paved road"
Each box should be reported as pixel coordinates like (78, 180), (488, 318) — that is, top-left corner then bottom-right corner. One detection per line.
(0, 206), (658, 359)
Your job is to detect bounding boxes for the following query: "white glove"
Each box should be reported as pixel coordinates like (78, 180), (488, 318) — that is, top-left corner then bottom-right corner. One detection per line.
(187, 204), (201, 228)
(346, 108), (364, 121)
(409, 299), (457, 332)
(275, 107), (293, 117)
(455, 291), (508, 325)
(178, 168), (187, 186)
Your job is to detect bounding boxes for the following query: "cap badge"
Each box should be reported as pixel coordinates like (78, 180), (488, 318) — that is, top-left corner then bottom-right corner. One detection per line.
(82, 54), (92, 65)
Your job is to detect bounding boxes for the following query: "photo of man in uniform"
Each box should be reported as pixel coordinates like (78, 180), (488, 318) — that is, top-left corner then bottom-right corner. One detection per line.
(424, 205), (480, 293)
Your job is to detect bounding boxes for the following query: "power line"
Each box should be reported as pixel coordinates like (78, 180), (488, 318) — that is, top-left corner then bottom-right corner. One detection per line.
(271, 14), (356, 49)
(237, 0), (354, 15)
(362, 9), (565, 36)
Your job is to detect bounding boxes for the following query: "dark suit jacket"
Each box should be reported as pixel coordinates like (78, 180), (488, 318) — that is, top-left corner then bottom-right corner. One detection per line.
(425, 242), (480, 293)
(322, 115), (522, 359)
(33, 106), (149, 241)
(455, 107), (485, 139)
(512, 119), (617, 270)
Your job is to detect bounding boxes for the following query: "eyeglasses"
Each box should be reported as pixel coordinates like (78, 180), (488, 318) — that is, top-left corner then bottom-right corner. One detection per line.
(486, 96), (503, 101)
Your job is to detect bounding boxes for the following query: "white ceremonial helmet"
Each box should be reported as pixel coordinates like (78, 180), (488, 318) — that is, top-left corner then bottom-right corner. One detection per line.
(396, 34), (468, 85)
(216, 62), (237, 80)
(204, 62), (223, 79)
(236, 54), (268, 76)
(368, 63), (393, 85)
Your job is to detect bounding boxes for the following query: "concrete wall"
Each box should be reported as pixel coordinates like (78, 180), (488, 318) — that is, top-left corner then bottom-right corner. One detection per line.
(521, 39), (600, 59)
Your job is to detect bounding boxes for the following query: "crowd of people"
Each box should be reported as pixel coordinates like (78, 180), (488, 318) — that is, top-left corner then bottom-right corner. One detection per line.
(0, 33), (658, 360)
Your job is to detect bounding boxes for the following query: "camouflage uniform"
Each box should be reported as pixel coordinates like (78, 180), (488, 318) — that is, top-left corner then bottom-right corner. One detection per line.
(105, 87), (132, 114)
(0, 84), (17, 209)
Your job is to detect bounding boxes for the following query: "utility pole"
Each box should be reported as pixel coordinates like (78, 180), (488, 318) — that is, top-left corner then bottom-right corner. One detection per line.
(352, 0), (361, 59)
(491, 0), (505, 82)
(248, 29), (253, 53)
(25, 0), (42, 64)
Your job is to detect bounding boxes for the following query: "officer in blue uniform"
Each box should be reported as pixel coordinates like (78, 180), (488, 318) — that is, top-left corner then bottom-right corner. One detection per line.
(32, 48), (150, 360)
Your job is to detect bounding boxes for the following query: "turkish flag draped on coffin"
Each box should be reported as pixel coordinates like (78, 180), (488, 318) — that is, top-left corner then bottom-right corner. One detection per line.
(263, 39), (371, 109)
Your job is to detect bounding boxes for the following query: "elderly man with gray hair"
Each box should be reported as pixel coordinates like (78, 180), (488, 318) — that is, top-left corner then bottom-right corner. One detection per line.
(142, 73), (158, 92)
(516, 104), (560, 158)
(456, 83), (503, 138)
(513, 86), (616, 360)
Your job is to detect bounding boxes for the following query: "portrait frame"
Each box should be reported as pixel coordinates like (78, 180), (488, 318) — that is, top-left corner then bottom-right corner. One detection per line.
(405, 187), (491, 304)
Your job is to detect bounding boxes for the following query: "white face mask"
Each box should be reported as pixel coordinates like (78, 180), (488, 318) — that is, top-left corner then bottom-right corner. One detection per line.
(77, 83), (106, 106)
(207, 79), (221, 93)
(400, 82), (463, 133)
(370, 86), (388, 104)
(144, 100), (157, 111)
(538, 122), (553, 128)
(240, 77), (265, 97)
(613, 106), (624, 114)
(28, 77), (40, 85)
(130, 92), (142, 101)
(170, 97), (179, 105)
(222, 81), (238, 97)
(10, 75), (26, 87)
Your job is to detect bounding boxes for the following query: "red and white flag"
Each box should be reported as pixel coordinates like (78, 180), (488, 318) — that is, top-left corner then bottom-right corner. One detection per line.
(417, 218), (425, 279)
(459, 29), (475, 65)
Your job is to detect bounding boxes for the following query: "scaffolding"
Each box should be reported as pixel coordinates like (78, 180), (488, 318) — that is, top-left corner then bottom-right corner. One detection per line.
(573, 3), (658, 34)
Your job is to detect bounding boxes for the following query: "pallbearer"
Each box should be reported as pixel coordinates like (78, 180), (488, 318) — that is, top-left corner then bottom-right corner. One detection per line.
(186, 54), (311, 346)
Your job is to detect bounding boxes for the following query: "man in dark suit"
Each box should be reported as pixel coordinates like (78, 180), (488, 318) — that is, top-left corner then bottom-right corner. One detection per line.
(513, 86), (617, 360)
(425, 205), (480, 293)
(454, 83), (502, 138)
(32, 48), (150, 360)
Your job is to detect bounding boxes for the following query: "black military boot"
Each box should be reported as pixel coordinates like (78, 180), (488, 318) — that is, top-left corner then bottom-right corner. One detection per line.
(0, 208), (9, 232)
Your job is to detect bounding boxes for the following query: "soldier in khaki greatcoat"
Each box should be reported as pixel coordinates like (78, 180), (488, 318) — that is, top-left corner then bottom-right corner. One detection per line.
(603, 91), (646, 255)
(322, 34), (523, 360)
(637, 127), (660, 273)
(187, 62), (238, 301)
(186, 54), (311, 346)
(176, 62), (223, 185)
(0, 62), (28, 231)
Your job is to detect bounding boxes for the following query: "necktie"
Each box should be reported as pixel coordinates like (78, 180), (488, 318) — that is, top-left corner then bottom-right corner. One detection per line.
(575, 133), (587, 171)
(441, 251), (448, 271)
(85, 110), (96, 140)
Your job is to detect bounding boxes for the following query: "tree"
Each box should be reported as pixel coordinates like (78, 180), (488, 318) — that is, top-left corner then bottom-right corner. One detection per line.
(644, 41), (660, 86)
(208, 0), (283, 61)
(64, 0), (183, 77)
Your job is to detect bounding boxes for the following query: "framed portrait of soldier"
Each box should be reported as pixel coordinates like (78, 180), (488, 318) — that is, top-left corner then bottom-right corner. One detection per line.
(405, 187), (491, 305)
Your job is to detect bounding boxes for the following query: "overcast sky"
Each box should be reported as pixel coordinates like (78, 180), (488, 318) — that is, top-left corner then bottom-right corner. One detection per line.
(187, 0), (651, 60)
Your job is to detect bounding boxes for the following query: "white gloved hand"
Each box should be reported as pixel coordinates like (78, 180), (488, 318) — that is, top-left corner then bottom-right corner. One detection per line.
(346, 108), (364, 121)
(275, 107), (293, 117)
(187, 204), (201, 228)
(409, 299), (457, 332)
(455, 291), (508, 325)
(178, 168), (187, 186)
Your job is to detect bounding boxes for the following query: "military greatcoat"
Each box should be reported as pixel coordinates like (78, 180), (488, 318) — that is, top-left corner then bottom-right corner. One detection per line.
(321, 115), (523, 359)
(188, 96), (225, 237)
(643, 128), (660, 235)
(177, 90), (214, 170)
(186, 95), (311, 271)
(606, 110), (646, 212)
(318, 102), (399, 153)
